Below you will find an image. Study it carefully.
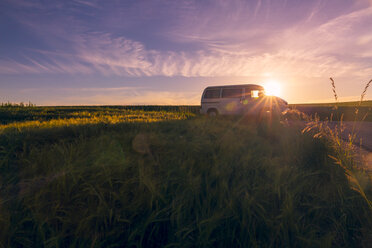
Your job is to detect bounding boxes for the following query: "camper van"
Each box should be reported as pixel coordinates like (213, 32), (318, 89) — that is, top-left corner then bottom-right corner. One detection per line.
(200, 84), (288, 116)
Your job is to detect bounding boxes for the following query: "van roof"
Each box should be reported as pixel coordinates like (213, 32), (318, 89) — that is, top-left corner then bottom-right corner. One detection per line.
(205, 84), (264, 90)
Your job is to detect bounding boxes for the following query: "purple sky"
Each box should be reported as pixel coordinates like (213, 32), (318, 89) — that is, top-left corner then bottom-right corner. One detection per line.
(1, 0), (372, 105)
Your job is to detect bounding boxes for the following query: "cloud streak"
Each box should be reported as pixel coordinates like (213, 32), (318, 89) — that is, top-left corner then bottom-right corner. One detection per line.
(2, 27), (372, 79)
(1, 0), (372, 104)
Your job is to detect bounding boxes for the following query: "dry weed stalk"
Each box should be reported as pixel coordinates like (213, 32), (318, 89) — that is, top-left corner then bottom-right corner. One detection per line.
(303, 78), (372, 210)
(329, 77), (338, 104)
(359, 79), (372, 105)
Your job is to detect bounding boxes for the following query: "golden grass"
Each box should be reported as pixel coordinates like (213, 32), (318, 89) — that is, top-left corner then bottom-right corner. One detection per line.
(0, 110), (192, 134)
(303, 78), (372, 210)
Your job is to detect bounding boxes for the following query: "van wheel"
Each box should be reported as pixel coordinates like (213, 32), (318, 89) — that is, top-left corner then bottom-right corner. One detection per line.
(207, 109), (218, 117)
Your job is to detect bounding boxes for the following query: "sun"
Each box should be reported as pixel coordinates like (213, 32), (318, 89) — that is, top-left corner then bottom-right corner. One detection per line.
(263, 80), (282, 97)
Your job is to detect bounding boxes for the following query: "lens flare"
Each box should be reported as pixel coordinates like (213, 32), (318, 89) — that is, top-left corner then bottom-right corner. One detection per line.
(264, 81), (281, 97)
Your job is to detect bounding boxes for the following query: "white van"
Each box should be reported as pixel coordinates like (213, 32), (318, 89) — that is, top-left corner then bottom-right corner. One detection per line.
(200, 84), (288, 116)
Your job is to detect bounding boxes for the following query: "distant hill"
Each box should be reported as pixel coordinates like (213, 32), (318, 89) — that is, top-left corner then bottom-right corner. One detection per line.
(289, 100), (372, 121)
(290, 100), (372, 107)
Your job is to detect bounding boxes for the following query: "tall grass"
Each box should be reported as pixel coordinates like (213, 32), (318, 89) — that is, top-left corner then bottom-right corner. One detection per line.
(0, 113), (371, 247)
(290, 79), (372, 121)
(303, 78), (372, 212)
(360, 79), (372, 105)
(0, 109), (194, 134)
(0, 105), (200, 125)
(329, 77), (338, 105)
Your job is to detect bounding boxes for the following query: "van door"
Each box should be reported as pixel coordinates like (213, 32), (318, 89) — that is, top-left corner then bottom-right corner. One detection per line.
(220, 88), (244, 115)
(242, 88), (264, 115)
(201, 88), (221, 114)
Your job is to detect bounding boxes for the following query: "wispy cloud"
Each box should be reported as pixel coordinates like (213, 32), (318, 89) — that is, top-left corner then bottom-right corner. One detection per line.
(73, 0), (100, 9)
(1, 0), (372, 79)
(2, 32), (371, 79)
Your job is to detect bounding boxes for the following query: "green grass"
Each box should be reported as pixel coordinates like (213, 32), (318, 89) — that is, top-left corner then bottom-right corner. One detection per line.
(0, 105), (200, 125)
(0, 107), (371, 247)
(289, 101), (372, 121)
(290, 100), (372, 107)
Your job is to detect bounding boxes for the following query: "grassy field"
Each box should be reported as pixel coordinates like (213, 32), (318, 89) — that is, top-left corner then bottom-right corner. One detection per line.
(0, 105), (200, 125)
(290, 100), (372, 121)
(291, 100), (372, 107)
(0, 105), (371, 247)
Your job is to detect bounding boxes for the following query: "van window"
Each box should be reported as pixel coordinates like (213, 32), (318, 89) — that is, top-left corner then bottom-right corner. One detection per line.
(243, 89), (252, 97)
(251, 90), (260, 98)
(222, 88), (242, 98)
(204, 89), (220, 99)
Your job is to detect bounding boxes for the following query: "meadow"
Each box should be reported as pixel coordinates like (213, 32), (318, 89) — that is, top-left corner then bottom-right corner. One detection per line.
(0, 105), (371, 247)
(290, 100), (372, 122)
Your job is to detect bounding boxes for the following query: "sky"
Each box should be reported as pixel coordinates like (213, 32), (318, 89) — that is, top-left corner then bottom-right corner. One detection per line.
(1, 0), (372, 105)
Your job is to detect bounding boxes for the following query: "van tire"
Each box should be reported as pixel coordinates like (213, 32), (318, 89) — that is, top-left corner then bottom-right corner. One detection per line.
(207, 109), (218, 117)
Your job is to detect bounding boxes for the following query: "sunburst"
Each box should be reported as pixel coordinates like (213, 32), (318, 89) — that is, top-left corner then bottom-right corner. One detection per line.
(263, 80), (282, 97)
